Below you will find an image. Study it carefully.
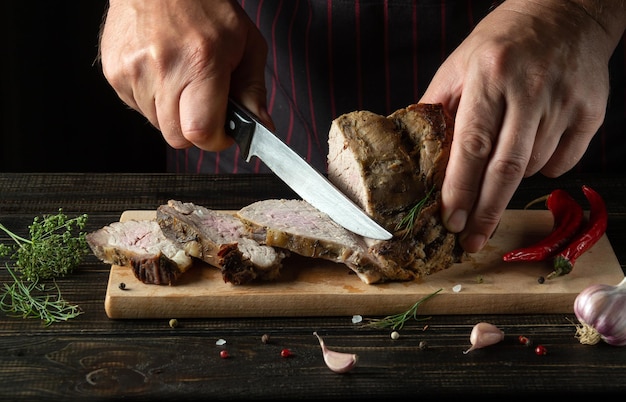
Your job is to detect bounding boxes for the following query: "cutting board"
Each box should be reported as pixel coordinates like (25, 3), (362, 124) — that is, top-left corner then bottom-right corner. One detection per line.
(104, 209), (624, 319)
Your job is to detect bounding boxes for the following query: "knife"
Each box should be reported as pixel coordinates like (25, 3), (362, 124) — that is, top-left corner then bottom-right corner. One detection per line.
(224, 99), (392, 240)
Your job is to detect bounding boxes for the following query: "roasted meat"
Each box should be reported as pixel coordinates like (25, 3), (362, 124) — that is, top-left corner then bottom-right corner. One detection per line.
(88, 103), (463, 286)
(86, 220), (192, 285)
(157, 200), (287, 285)
(327, 103), (465, 281)
(238, 198), (383, 283)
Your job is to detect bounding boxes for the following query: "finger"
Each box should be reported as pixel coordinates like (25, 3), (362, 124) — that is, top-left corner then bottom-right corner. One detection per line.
(460, 101), (539, 252)
(178, 70), (234, 152)
(523, 113), (564, 177)
(540, 106), (605, 177)
(177, 20), (269, 152)
(122, 53), (191, 149)
(154, 87), (192, 150)
(419, 61), (462, 115)
(440, 80), (505, 236)
(103, 48), (162, 134)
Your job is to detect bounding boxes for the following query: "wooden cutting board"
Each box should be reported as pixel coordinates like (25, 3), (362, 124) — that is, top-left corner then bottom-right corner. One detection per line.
(104, 209), (624, 319)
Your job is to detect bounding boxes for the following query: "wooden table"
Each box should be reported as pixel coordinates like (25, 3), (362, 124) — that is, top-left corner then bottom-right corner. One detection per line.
(1, 172), (625, 400)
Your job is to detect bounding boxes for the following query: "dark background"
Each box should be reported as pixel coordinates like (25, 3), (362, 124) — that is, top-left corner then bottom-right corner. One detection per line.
(1, 1), (624, 174)
(1, 1), (166, 172)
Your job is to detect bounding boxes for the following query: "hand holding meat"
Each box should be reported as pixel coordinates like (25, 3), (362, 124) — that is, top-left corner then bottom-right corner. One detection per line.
(420, 0), (626, 253)
(99, 0), (272, 151)
(99, 0), (626, 256)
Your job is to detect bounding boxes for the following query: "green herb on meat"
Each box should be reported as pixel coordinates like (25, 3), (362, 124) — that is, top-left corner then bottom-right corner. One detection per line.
(395, 186), (434, 239)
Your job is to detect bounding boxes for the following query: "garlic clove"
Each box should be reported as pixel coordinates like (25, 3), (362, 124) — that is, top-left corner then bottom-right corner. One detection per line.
(313, 331), (358, 373)
(463, 322), (504, 354)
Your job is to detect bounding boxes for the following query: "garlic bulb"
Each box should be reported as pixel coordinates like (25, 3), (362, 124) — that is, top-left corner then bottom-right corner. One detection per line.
(463, 322), (504, 354)
(574, 277), (626, 346)
(313, 331), (358, 373)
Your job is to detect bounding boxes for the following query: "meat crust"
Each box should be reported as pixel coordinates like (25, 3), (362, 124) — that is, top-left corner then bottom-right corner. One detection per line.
(328, 103), (465, 281)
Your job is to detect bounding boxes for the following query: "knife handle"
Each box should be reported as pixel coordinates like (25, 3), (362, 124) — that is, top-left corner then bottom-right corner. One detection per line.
(225, 99), (256, 160)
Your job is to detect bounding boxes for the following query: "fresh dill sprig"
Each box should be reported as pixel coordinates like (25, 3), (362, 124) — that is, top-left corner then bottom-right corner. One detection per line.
(0, 210), (88, 325)
(0, 209), (89, 282)
(362, 288), (442, 330)
(395, 186), (435, 239)
(0, 265), (82, 326)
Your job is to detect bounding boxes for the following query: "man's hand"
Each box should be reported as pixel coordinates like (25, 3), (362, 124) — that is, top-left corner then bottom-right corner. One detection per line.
(99, 0), (271, 151)
(421, 0), (626, 253)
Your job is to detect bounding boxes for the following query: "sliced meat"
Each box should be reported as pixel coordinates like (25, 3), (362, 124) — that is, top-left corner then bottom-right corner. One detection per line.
(86, 220), (192, 285)
(237, 199), (383, 284)
(88, 104), (462, 287)
(156, 200), (287, 285)
(327, 103), (465, 282)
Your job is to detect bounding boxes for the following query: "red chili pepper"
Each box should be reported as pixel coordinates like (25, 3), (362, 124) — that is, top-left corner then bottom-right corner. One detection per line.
(503, 189), (584, 262)
(548, 185), (608, 279)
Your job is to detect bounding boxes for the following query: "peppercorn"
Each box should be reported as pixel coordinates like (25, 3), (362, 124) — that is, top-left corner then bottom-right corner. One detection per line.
(118, 282), (126, 290)
(280, 348), (292, 358)
(535, 345), (548, 356)
(168, 318), (178, 328)
(220, 350), (229, 359)
(261, 334), (270, 344)
(537, 276), (545, 284)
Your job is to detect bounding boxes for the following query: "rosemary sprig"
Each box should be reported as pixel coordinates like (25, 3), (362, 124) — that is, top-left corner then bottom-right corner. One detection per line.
(362, 288), (442, 330)
(0, 265), (82, 326)
(395, 186), (435, 239)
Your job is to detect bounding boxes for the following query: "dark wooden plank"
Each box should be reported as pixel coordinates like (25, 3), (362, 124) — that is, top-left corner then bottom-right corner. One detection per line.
(0, 314), (623, 400)
(1, 173), (626, 400)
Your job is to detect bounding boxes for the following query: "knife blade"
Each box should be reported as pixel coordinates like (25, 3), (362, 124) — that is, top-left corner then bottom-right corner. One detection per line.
(224, 99), (392, 240)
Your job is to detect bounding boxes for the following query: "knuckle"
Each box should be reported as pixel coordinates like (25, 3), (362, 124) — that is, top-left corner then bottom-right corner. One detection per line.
(577, 102), (607, 129)
(473, 43), (515, 82)
(458, 129), (493, 161)
(492, 155), (526, 183)
(475, 207), (502, 230)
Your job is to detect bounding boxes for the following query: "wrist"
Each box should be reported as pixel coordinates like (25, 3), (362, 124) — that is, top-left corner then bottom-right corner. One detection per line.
(564, 0), (626, 42)
(497, 0), (625, 60)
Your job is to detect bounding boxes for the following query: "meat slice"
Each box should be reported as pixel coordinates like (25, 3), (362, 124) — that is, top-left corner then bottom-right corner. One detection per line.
(157, 200), (287, 285)
(327, 103), (465, 281)
(86, 220), (192, 285)
(237, 199), (383, 284)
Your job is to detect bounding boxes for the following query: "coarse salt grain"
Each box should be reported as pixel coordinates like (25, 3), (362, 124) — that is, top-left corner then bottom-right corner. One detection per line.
(452, 284), (462, 293)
